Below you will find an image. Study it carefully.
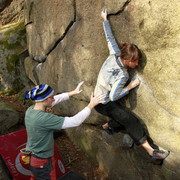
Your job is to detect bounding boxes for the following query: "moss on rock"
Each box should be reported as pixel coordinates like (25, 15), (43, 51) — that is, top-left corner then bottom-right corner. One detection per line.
(0, 21), (28, 94)
(6, 54), (19, 73)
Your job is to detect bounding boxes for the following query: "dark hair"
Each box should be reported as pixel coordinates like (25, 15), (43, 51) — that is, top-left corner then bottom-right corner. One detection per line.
(119, 43), (142, 62)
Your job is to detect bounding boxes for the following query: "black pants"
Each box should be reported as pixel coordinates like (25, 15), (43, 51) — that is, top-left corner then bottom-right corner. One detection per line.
(95, 101), (147, 145)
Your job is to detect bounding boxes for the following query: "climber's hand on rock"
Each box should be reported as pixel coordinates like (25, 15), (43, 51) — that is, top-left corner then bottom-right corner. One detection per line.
(101, 8), (107, 21)
(127, 78), (141, 90)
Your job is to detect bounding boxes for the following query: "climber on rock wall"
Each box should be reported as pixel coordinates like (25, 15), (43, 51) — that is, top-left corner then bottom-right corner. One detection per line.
(94, 9), (170, 161)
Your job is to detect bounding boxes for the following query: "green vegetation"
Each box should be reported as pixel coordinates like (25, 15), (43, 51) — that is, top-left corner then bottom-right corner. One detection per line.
(0, 21), (26, 50)
(1, 21), (27, 74)
(0, 89), (19, 96)
(6, 54), (19, 73)
(0, 21), (27, 95)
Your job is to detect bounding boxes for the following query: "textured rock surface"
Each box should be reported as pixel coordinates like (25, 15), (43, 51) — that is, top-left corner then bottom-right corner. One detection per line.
(0, 21), (31, 93)
(0, 157), (11, 180)
(0, 102), (19, 135)
(0, 0), (12, 13)
(7, 0), (180, 179)
(0, 0), (24, 25)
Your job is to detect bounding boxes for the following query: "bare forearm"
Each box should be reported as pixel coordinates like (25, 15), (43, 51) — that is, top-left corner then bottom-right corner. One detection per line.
(68, 90), (76, 97)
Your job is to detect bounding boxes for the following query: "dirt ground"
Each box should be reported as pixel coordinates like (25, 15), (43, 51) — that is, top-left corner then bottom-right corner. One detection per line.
(0, 94), (111, 180)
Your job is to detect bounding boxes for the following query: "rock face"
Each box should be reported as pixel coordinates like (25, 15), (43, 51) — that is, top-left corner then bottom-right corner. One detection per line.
(0, 0), (12, 13)
(0, 21), (31, 93)
(0, 0), (24, 25)
(4, 0), (180, 179)
(0, 102), (19, 135)
(0, 157), (11, 180)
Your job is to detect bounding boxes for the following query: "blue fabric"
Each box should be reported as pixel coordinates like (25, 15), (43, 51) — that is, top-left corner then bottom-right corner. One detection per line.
(23, 84), (54, 104)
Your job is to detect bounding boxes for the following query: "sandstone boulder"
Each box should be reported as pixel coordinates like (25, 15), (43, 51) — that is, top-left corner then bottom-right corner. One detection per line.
(0, 0), (24, 25)
(0, 21), (31, 93)
(22, 0), (180, 179)
(0, 102), (19, 135)
(0, 0), (12, 12)
(0, 157), (11, 180)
